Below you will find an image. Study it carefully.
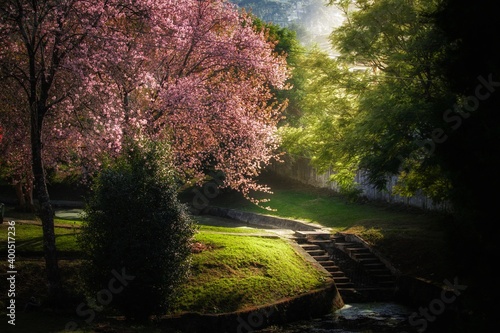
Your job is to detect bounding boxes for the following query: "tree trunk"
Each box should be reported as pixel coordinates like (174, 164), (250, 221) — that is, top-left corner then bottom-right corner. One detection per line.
(24, 177), (35, 211)
(12, 176), (35, 212)
(31, 106), (63, 305)
(13, 179), (26, 210)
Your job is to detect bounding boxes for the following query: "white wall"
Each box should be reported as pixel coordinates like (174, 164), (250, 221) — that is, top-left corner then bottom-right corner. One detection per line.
(269, 155), (451, 212)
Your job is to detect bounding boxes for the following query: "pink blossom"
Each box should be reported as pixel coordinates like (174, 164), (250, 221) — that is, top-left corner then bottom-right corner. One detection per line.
(0, 0), (289, 206)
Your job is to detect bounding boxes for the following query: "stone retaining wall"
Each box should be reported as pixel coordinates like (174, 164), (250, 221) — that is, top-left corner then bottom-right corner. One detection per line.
(394, 276), (467, 332)
(158, 281), (344, 333)
(341, 233), (402, 276)
(202, 206), (323, 231)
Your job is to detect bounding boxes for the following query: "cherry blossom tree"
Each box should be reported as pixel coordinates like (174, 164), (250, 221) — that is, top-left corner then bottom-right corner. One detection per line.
(0, 0), (130, 303)
(0, 0), (288, 303)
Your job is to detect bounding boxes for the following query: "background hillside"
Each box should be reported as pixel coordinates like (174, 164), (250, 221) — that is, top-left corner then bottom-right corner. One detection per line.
(230, 0), (344, 55)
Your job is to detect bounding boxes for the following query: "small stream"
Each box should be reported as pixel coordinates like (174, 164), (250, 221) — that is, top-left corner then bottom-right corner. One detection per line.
(256, 302), (421, 333)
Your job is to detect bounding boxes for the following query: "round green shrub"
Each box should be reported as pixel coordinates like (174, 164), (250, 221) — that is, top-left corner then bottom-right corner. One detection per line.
(78, 139), (196, 321)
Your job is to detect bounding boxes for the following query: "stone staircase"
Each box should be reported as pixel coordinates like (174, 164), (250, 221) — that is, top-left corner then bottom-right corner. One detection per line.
(293, 230), (398, 303)
(294, 231), (355, 293)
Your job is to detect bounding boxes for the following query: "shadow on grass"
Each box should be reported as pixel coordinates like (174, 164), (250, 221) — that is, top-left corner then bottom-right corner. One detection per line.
(10, 233), (80, 254)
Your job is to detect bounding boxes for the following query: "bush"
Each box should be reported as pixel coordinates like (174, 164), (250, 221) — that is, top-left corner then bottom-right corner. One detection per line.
(78, 139), (196, 321)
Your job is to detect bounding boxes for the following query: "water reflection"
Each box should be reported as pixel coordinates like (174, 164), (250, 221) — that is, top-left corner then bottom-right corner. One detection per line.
(257, 302), (419, 333)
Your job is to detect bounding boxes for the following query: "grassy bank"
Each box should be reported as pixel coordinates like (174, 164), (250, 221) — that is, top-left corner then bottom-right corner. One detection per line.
(186, 171), (457, 282)
(0, 172), (486, 332)
(172, 232), (327, 314)
(0, 219), (328, 332)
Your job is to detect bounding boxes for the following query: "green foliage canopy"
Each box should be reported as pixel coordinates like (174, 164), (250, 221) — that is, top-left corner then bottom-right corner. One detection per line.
(282, 0), (456, 202)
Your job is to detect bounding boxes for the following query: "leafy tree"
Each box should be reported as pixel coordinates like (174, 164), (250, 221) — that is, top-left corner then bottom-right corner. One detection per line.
(279, 47), (368, 198)
(331, 0), (453, 199)
(0, 0), (128, 302)
(0, 82), (34, 210)
(320, 0), (500, 211)
(284, 0), (454, 202)
(79, 139), (196, 321)
(0, 0), (288, 302)
(253, 18), (307, 126)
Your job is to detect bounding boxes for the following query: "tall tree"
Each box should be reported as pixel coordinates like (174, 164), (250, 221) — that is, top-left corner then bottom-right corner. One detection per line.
(282, 0), (454, 202)
(0, 82), (34, 210)
(284, 1), (498, 328)
(0, 0), (288, 303)
(279, 47), (368, 197)
(128, 1), (289, 202)
(325, 0), (500, 216)
(0, 0), (128, 303)
(253, 18), (307, 126)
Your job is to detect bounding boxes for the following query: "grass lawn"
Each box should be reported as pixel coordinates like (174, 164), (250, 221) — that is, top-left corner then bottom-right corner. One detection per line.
(183, 171), (458, 282)
(0, 223), (80, 254)
(172, 232), (327, 314)
(0, 172), (489, 332)
(0, 219), (328, 332)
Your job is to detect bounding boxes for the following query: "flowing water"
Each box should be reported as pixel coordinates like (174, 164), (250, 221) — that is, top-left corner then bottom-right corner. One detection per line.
(256, 302), (421, 333)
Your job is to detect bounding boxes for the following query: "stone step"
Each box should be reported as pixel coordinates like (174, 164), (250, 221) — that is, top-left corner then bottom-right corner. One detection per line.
(353, 252), (375, 259)
(294, 231), (332, 240)
(345, 242), (365, 248)
(333, 276), (351, 284)
(323, 267), (341, 274)
(330, 271), (346, 277)
(335, 242), (365, 252)
(319, 260), (336, 267)
(346, 246), (370, 252)
(309, 239), (334, 246)
(299, 244), (321, 251)
(345, 243), (366, 248)
(357, 258), (382, 264)
(294, 237), (309, 244)
(346, 246), (367, 253)
(312, 254), (331, 262)
(321, 264), (340, 272)
(307, 249), (326, 256)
